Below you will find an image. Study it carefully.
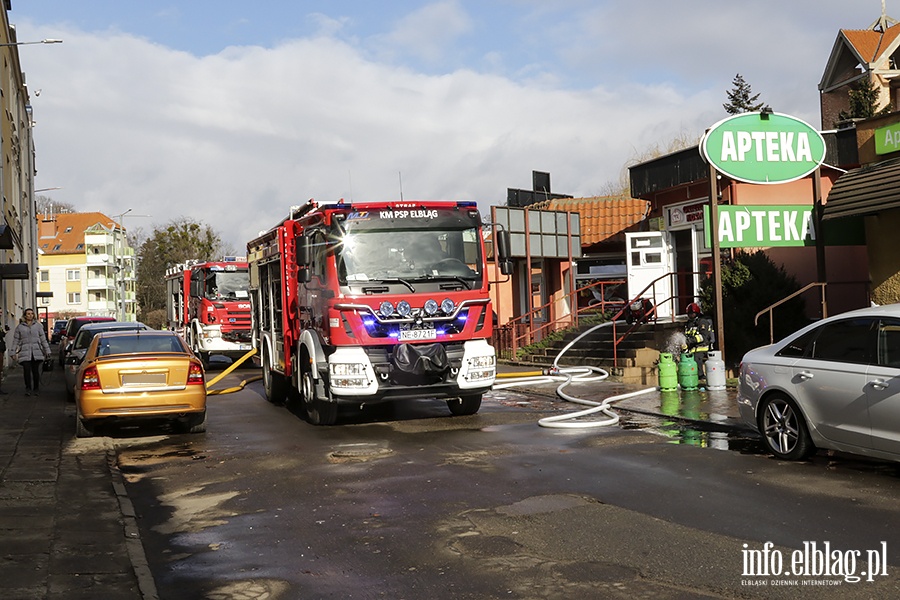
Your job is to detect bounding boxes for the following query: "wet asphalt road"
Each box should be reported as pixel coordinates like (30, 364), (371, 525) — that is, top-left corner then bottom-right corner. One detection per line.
(84, 369), (900, 600)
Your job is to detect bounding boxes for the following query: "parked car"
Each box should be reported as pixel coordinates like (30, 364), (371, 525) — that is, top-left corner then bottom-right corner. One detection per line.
(738, 303), (900, 462)
(58, 316), (116, 366)
(74, 329), (207, 438)
(64, 321), (151, 401)
(50, 320), (68, 344)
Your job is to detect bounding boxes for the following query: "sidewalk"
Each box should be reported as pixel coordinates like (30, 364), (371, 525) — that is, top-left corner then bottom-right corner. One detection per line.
(0, 360), (149, 600)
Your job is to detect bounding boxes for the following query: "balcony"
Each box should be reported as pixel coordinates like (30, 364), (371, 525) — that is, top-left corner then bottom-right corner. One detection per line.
(87, 300), (116, 312)
(86, 276), (116, 290)
(86, 253), (112, 265)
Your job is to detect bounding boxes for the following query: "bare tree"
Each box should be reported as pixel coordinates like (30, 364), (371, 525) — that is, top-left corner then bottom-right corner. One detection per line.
(34, 195), (75, 216)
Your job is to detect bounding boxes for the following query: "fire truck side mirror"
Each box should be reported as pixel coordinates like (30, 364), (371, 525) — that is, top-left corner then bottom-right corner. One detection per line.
(296, 235), (312, 283)
(297, 235), (311, 266)
(496, 230), (513, 275)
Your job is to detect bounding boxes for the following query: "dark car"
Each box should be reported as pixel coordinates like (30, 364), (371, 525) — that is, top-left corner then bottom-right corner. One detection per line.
(50, 320), (68, 344)
(58, 316), (116, 366)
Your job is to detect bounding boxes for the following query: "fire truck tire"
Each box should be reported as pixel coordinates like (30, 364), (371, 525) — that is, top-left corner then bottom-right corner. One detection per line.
(301, 366), (337, 426)
(262, 347), (288, 404)
(447, 394), (482, 416)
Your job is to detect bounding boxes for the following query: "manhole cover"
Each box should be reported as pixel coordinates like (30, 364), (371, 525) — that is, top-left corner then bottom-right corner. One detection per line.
(329, 444), (393, 462)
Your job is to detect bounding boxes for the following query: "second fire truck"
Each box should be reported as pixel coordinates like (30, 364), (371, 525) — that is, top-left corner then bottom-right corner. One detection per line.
(165, 258), (253, 364)
(247, 199), (511, 425)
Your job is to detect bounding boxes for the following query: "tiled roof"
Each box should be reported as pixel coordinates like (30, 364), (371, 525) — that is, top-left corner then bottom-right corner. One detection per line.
(841, 22), (900, 63)
(532, 196), (649, 245)
(36, 212), (120, 255)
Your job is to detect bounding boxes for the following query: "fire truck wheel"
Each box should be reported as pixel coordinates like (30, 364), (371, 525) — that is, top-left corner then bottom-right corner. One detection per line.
(447, 394), (482, 416)
(262, 347), (287, 404)
(301, 367), (337, 426)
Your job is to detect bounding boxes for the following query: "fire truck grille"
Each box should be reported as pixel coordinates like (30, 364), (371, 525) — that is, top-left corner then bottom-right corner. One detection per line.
(221, 329), (252, 343)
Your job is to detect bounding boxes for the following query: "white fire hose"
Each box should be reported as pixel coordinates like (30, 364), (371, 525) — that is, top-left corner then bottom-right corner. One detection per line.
(493, 321), (657, 428)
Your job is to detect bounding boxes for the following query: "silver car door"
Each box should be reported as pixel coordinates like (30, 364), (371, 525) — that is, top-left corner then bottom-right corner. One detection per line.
(868, 318), (900, 456)
(790, 317), (875, 449)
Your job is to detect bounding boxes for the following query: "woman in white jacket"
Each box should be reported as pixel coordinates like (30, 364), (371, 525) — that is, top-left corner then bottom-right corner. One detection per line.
(13, 308), (51, 396)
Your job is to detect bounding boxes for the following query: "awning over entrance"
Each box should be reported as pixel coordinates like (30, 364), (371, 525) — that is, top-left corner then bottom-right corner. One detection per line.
(824, 156), (900, 220)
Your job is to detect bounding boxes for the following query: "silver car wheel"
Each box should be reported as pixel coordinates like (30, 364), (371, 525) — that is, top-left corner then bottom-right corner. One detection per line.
(759, 393), (814, 460)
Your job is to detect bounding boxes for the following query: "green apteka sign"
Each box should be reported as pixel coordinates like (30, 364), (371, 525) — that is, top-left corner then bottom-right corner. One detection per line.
(700, 112), (826, 184)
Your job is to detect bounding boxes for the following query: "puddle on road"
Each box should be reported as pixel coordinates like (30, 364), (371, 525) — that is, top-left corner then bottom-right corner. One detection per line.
(619, 411), (764, 455)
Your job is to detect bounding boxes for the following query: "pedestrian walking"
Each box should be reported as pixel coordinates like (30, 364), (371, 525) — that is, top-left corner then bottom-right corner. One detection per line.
(13, 308), (51, 396)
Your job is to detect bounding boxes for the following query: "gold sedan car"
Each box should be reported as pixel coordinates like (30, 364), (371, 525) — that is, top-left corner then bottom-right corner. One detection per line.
(74, 330), (207, 437)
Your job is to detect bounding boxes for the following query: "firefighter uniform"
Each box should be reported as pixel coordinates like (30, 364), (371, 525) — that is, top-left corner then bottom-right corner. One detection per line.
(684, 304), (716, 378)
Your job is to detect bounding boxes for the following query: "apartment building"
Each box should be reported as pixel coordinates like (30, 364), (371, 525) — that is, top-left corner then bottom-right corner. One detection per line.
(0, 13), (41, 332)
(37, 212), (136, 324)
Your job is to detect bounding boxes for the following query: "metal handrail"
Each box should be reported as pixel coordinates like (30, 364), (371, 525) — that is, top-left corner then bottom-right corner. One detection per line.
(496, 280), (625, 359)
(497, 271), (704, 366)
(754, 282), (827, 345)
(608, 271), (702, 366)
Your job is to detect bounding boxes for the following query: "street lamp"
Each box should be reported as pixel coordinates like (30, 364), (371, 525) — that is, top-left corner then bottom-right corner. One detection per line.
(0, 39), (63, 47)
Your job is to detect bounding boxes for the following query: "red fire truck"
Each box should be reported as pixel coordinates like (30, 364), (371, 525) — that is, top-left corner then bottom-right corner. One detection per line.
(165, 258), (253, 364)
(247, 199), (511, 425)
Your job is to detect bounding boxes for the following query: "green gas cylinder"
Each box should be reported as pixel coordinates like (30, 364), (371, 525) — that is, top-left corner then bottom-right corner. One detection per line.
(678, 352), (699, 390)
(658, 352), (677, 391)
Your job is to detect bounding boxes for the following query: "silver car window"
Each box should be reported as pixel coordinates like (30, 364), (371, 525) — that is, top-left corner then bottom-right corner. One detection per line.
(810, 318), (876, 365)
(877, 318), (900, 368)
(776, 328), (817, 358)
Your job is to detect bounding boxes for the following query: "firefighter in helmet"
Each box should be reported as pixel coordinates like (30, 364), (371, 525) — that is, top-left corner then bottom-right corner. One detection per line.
(683, 302), (716, 378)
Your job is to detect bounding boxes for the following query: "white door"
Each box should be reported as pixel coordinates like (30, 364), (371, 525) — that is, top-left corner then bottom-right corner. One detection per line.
(626, 232), (673, 319)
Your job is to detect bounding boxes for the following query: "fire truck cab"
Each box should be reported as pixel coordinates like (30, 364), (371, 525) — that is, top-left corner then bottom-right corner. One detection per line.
(165, 258), (253, 364)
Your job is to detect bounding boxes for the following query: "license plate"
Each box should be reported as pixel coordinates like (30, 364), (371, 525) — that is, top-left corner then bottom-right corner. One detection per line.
(121, 373), (167, 386)
(399, 328), (436, 341)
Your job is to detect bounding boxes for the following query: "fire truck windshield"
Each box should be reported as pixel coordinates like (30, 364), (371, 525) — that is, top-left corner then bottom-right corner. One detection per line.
(337, 227), (482, 284)
(204, 270), (250, 300)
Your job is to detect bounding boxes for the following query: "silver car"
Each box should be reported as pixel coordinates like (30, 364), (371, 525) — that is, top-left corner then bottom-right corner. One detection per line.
(738, 303), (900, 462)
(64, 321), (151, 400)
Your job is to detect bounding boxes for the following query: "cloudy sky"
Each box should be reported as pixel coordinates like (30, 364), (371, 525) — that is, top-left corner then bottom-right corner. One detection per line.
(10, 0), (883, 251)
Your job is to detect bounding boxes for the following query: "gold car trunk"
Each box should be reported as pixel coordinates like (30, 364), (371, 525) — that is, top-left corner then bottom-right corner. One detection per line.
(100, 358), (190, 392)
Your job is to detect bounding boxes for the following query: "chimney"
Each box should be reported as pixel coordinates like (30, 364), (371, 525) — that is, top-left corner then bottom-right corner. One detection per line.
(39, 217), (58, 239)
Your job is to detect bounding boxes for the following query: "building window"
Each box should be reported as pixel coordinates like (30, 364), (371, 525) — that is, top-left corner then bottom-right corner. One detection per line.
(66, 269), (81, 281)
(75, 243), (84, 250)
(39, 296), (51, 306)
(65, 226), (72, 233)
(40, 270), (50, 282)
(53, 244), (62, 251)
(67, 292), (81, 304)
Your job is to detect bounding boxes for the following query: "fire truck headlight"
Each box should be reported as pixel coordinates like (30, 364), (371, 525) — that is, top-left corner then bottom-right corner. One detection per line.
(379, 301), (395, 317)
(397, 300), (411, 317)
(441, 298), (455, 315)
(423, 299), (439, 316)
(330, 362), (370, 388)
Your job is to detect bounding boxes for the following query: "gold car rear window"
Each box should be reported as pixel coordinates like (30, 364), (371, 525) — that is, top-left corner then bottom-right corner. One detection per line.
(98, 335), (184, 355)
